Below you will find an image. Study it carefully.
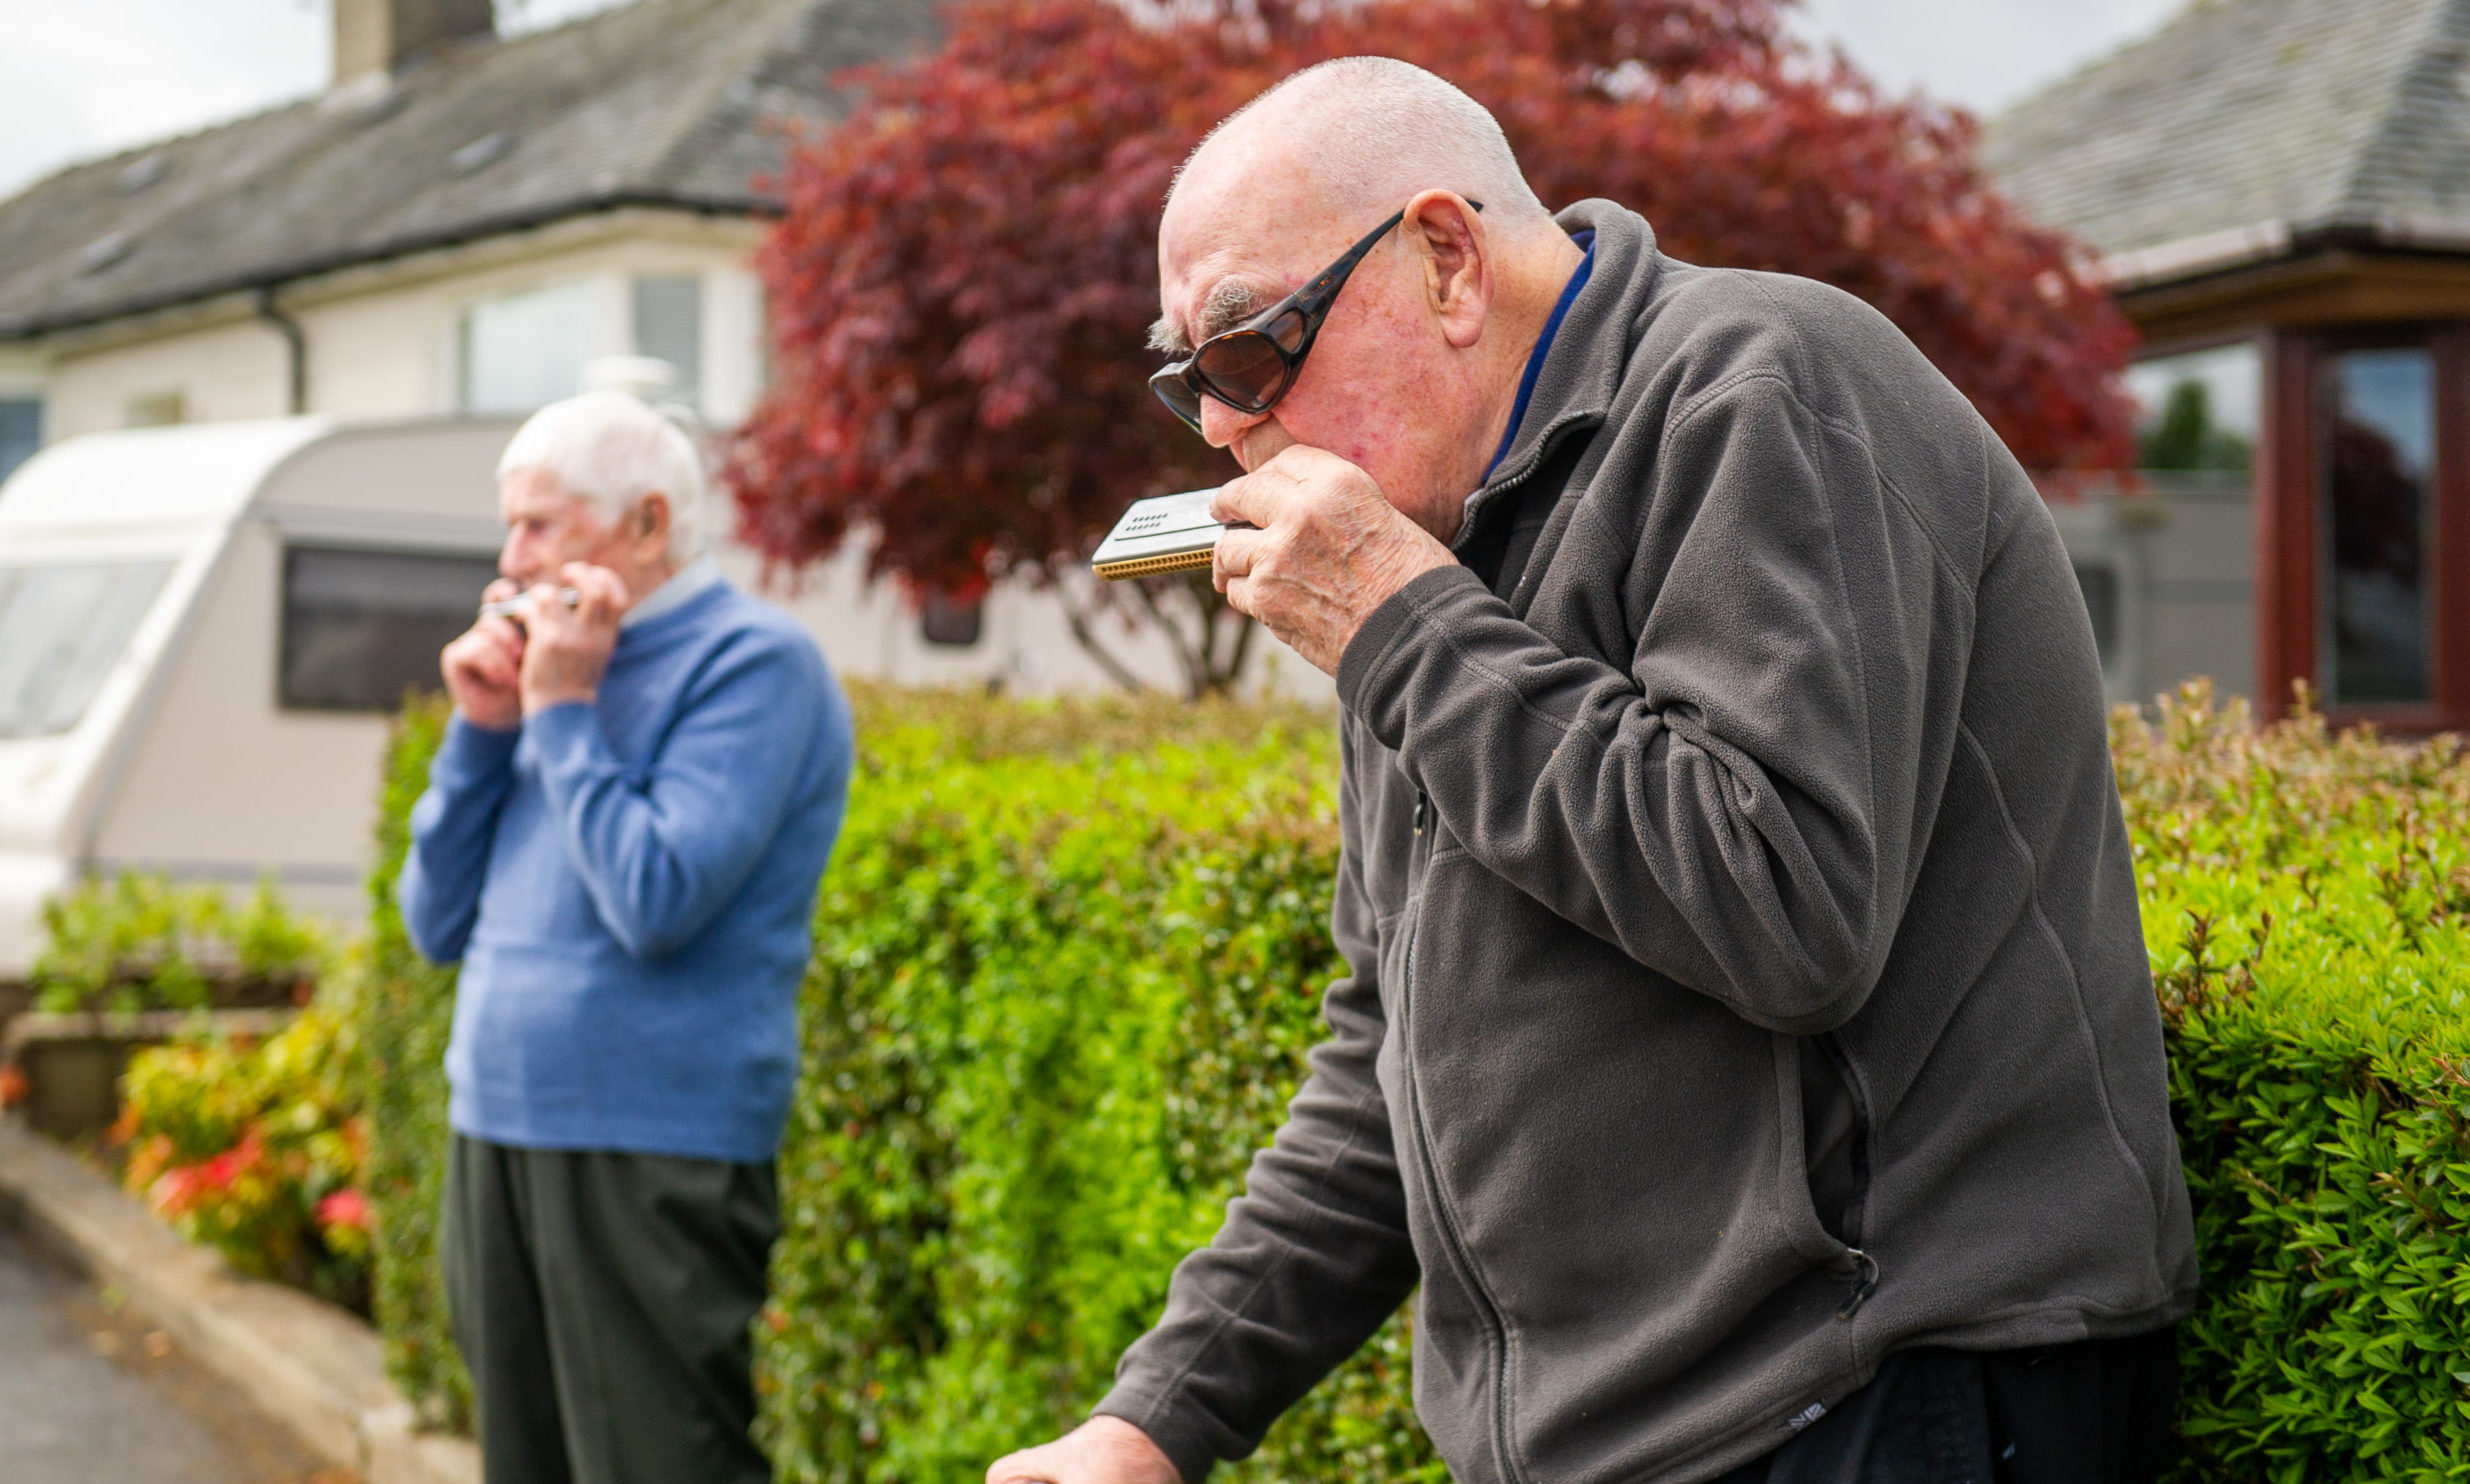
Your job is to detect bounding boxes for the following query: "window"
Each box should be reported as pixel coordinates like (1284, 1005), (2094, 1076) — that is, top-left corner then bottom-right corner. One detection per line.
(2073, 560), (2121, 669)
(460, 283), (591, 413)
(920, 590), (984, 647)
(632, 275), (702, 408)
(2316, 348), (2435, 706)
(2128, 343), (2258, 473)
(280, 546), (501, 711)
(0, 561), (172, 738)
(0, 398), (38, 483)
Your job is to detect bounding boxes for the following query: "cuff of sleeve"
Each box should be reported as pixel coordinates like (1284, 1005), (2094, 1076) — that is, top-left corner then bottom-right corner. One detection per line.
(1092, 1385), (1223, 1484)
(436, 713), (521, 779)
(1334, 563), (1493, 751)
(515, 700), (602, 778)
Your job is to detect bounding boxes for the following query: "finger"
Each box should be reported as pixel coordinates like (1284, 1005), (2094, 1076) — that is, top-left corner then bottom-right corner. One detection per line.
(562, 562), (631, 625)
(1212, 526), (1263, 583)
(1209, 474), (1286, 531)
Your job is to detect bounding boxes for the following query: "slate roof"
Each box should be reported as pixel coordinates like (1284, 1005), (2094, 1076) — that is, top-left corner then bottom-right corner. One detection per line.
(1980, 0), (2470, 284)
(0, 0), (938, 340)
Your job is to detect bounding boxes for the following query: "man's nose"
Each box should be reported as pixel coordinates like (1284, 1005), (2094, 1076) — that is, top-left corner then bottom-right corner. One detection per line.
(1198, 396), (1265, 457)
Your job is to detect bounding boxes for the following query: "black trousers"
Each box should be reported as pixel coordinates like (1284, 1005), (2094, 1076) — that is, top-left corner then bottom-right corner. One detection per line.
(1715, 1330), (2178, 1484)
(442, 1135), (781, 1484)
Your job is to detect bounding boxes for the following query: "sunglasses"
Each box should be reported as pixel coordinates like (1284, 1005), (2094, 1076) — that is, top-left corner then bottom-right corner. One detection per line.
(1150, 200), (1483, 433)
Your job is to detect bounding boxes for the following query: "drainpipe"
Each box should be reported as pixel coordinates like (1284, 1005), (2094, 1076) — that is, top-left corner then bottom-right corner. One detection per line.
(254, 285), (307, 415)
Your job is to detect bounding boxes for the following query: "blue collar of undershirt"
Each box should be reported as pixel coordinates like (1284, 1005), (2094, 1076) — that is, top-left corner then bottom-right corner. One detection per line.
(1483, 230), (1595, 482)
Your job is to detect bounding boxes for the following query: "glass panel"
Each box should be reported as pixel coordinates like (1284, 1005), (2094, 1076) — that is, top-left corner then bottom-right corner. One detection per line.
(460, 283), (591, 413)
(280, 546), (503, 712)
(2318, 348), (2437, 705)
(2128, 343), (2258, 473)
(0, 562), (173, 738)
(632, 274), (703, 407)
(0, 398), (41, 483)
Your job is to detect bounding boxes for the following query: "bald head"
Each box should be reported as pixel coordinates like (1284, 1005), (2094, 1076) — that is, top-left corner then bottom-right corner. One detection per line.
(1154, 58), (1555, 354)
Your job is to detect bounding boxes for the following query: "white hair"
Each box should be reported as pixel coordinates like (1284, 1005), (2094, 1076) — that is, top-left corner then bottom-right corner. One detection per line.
(497, 390), (709, 559)
(1193, 57), (1549, 227)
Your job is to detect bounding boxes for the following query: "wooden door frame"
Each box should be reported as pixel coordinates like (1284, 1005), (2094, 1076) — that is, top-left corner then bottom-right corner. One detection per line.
(2257, 323), (2470, 731)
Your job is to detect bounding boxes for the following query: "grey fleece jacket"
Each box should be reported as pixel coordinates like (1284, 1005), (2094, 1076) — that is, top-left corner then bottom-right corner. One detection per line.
(1095, 200), (2198, 1484)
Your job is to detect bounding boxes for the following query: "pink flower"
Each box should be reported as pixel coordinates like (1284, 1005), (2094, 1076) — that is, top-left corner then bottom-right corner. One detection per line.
(315, 1188), (371, 1232)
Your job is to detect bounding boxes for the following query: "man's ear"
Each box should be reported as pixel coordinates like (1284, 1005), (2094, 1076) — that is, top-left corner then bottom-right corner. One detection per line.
(1408, 191), (1491, 350)
(634, 492), (671, 548)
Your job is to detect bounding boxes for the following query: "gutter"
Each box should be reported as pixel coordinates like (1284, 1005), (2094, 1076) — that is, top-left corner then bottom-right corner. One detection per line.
(0, 188), (776, 344)
(2098, 214), (2470, 293)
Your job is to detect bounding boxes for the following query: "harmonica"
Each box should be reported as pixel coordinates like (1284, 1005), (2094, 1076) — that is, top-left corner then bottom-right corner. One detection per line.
(1091, 489), (1249, 581)
(477, 587), (581, 619)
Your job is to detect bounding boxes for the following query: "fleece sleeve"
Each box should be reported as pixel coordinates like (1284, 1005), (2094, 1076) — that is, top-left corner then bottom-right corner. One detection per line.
(398, 716), (521, 965)
(1093, 739), (1421, 1483)
(520, 635), (825, 960)
(1337, 372), (1938, 1036)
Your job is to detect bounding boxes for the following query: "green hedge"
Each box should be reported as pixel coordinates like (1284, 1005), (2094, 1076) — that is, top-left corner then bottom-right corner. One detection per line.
(356, 681), (2470, 1482)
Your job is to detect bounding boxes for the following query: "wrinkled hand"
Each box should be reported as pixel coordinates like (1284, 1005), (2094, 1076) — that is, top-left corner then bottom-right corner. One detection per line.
(518, 563), (631, 714)
(1210, 445), (1453, 675)
(986, 1417), (1181, 1484)
(441, 579), (526, 731)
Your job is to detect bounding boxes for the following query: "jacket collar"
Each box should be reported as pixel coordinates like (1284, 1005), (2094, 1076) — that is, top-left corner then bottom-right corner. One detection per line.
(1454, 199), (1660, 550)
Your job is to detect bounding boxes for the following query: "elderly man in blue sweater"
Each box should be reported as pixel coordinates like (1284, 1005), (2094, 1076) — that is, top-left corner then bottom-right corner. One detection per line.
(400, 390), (853, 1484)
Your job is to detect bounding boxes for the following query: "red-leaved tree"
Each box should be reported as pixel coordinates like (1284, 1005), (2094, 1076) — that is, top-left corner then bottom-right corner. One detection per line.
(727, 0), (2137, 696)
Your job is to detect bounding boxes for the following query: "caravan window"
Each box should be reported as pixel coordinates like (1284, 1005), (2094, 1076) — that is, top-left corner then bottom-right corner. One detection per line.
(0, 561), (173, 738)
(281, 546), (502, 712)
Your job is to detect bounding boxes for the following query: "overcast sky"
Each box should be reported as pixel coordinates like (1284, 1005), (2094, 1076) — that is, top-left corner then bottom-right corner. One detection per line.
(0, 0), (2186, 204)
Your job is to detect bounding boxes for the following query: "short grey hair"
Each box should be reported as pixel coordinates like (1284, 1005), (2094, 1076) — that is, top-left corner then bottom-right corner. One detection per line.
(497, 390), (708, 559)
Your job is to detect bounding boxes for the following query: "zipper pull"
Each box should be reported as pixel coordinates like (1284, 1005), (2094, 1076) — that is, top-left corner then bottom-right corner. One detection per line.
(1837, 1249), (1879, 1320)
(1413, 792), (1429, 836)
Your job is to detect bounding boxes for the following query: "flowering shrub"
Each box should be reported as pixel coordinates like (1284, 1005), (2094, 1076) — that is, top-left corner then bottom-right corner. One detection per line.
(115, 995), (372, 1314)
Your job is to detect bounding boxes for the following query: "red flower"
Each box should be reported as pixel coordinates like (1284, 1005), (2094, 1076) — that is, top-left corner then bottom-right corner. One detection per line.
(315, 1188), (371, 1232)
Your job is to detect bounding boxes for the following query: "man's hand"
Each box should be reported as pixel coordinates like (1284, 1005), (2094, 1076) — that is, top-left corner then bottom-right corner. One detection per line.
(986, 1417), (1181, 1484)
(441, 579), (526, 731)
(518, 562), (631, 714)
(1210, 445), (1454, 674)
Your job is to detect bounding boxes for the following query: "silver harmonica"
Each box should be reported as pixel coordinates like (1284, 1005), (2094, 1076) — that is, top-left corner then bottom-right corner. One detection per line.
(1091, 489), (1248, 581)
(477, 587), (581, 619)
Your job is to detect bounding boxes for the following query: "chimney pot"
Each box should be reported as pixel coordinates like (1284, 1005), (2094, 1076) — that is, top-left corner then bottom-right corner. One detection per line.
(333, 0), (495, 87)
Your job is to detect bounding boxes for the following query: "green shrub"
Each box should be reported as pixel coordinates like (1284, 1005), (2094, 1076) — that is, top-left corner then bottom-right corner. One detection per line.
(2121, 685), (2470, 1482)
(33, 872), (325, 1015)
(360, 693), (473, 1431)
(351, 678), (2470, 1482)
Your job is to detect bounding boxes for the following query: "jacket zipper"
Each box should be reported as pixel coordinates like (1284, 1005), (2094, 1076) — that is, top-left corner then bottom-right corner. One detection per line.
(1816, 1033), (1881, 1320)
(1397, 901), (1529, 1484)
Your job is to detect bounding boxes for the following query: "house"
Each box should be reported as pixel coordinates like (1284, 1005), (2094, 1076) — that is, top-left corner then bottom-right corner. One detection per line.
(1983, 0), (2470, 726)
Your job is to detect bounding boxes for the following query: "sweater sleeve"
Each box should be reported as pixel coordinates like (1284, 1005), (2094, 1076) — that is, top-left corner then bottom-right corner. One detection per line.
(521, 635), (828, 960)
(1338, 373), (1931, 1036)
(398, 716), (521, 965)
(1093, 738), (1420, 1483)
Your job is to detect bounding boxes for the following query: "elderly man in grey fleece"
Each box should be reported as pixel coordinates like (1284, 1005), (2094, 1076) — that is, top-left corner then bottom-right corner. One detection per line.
(991, 57), (2197, 1484)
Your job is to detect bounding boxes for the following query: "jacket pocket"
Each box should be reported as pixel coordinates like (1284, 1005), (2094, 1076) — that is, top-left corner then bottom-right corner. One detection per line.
(1775, 1033), (1879, 1319)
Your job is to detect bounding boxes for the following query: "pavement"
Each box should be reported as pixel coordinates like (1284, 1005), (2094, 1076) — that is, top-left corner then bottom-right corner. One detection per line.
(0, 1222), (335, 1484)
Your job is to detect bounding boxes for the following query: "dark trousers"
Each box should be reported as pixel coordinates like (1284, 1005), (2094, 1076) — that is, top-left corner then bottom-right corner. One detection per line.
(1716, 1330), (2178, 1484)
(442, 1134), (781, 1484)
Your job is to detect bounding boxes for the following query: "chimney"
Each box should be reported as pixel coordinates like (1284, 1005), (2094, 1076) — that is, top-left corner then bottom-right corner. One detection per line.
(333, 0), (496, 87)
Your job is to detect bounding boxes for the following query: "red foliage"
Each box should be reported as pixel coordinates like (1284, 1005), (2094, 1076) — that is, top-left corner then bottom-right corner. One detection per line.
(727, 0), (2136, 598)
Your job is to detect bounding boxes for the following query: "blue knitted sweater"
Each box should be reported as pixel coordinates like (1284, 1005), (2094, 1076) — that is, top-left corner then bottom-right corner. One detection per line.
(399, 580), (852, 1162)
